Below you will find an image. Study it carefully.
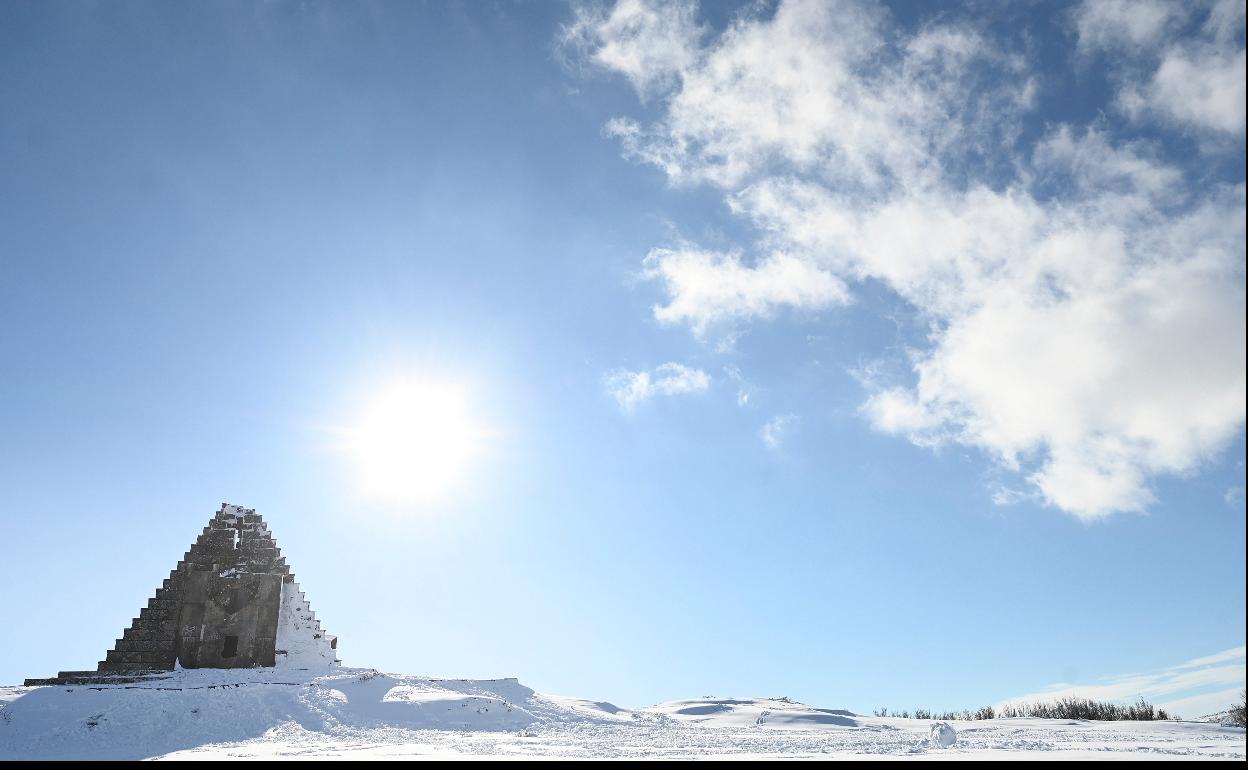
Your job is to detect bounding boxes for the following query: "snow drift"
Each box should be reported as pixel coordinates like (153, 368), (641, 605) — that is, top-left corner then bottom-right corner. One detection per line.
(1, 668), (1243, 760)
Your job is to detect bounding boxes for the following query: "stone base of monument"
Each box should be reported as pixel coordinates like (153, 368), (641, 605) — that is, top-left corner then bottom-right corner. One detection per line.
(24, 670), (171, 687)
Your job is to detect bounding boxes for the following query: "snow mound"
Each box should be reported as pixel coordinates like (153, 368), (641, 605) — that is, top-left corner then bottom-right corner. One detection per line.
(643, 696), (858, 729)
(0, 668), (545, 760)
(540, 694), (635, 721)
(1197, 710), (1244, 727)
(929, 720), (957, 747)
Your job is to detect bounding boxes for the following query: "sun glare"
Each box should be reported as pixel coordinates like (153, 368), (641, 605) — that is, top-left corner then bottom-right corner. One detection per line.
(343, 378), (487, 503)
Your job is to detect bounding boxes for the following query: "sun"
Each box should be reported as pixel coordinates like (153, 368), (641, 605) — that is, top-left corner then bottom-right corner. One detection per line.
(341, 378), (488, 503)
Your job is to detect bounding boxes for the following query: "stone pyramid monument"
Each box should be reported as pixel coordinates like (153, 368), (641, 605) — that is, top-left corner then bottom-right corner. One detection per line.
(26, 503), (338, 686)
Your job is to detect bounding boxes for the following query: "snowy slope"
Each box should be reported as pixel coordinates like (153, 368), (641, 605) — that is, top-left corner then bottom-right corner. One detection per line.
(1, 668), (1244, 760)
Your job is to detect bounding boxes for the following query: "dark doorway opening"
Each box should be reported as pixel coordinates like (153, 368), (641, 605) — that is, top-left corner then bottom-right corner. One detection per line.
(222, 635), (239, 659)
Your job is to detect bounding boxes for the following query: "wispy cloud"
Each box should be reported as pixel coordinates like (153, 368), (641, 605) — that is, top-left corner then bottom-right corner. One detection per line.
(724, 365), (753, 407)
(760, 414), (798, 450)
(1173, 646), (1248, 670)
(605, 362), (710, 409)
(1002, 646), (1247, 719)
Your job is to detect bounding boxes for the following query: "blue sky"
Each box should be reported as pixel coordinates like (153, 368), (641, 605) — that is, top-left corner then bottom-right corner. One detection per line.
(1, 0), (1244, 716)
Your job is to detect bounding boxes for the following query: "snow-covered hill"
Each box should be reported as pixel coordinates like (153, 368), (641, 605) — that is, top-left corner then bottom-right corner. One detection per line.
(1198, 709), (1244, 727)
(1, 667), (1244, 760)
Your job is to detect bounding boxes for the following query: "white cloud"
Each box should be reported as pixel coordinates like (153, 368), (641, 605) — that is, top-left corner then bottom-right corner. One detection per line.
(588, 0), (1031, 192)
(605, 362), (710, 409)
(1122, 46), (1246, 134)
(1075, 0), (1246, 135)
(642, 245), (850, 336)
(1002, 646), (1247, 719)
(1175, 646), (1248, 670)
(562, 0), (702, 97)
(760, 414), (798, 449)
(579, 0), (1247, 519)
(1032, 125), (1182, 198)
(1073, 0), (1186, 53)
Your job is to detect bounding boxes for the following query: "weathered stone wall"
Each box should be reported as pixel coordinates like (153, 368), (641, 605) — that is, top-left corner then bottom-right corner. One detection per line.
(174, 570), (283, 668)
